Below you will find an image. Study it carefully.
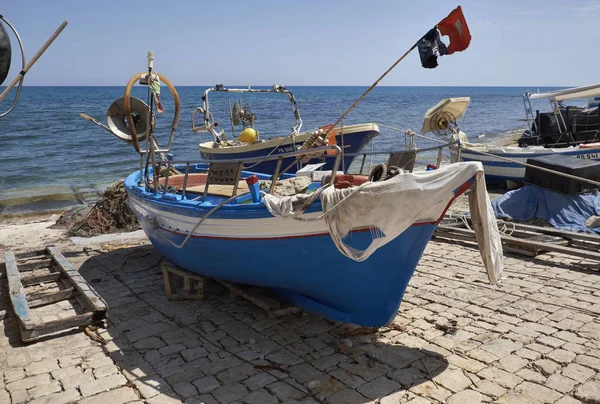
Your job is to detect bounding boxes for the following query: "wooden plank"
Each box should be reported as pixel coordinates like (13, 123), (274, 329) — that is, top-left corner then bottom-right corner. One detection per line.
(497, 220), (600, 243)
(18, 259), (53, 272)
(215, 279), (281, 311)
(28, 288), (75, 308)
(4, 251), (32, 324)
(21, 272), (62, 287)
(19, 312), (96, 342)
(161, 262), (205, 300)
(437, 226), (600, 262)
(46, 246), (107, 313)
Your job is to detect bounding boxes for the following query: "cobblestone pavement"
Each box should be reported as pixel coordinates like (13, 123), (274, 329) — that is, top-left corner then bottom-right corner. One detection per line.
(1, 235), (599, 404)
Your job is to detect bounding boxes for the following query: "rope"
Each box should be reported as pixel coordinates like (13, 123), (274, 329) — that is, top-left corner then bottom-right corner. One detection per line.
(67, 180), (140, 237)
(378, 123), (451, 145)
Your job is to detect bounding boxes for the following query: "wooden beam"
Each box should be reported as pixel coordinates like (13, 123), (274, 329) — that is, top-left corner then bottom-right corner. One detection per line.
(436, 226), (600, 262)
(46, 246), (107, 313)
(28, 288), (75, 308)
(19, 312), (96, 342)
(4, 251), (32, 326)
(21, 272), (62, 287)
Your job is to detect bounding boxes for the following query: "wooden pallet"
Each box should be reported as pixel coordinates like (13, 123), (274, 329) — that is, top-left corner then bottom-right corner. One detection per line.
(3, 245), (108, 342)
(161, 260), (301, 318)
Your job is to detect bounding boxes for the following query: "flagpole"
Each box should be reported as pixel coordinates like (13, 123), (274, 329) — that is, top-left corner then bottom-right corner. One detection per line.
(323, 40), (421, 136)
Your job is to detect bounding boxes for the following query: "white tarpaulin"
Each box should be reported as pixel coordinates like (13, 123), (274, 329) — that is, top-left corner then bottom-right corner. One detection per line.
(264, 162), (503, 284)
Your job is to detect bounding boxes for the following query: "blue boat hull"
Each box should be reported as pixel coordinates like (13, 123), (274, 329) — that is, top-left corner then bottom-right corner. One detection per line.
(125, 163), (477, 327)
(139, 219), (435, 326)
(200, 128), (378, 174)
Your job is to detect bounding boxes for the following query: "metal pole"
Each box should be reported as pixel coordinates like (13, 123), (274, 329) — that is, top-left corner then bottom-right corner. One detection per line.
(0, 20), (68, 102)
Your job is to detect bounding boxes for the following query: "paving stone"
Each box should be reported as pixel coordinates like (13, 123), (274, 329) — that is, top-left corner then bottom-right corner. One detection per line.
(200, 357), (243, 376)
(433, 367), (472, 393)
(4, 367), (26, 383)
(537, 336), (566, 349)
(212, 382), (249, 403)
(28, 381), (61, 400)
(515, 368), (546, 383)
(192, 376), (221, 394)
(409, 380), (452, 402)
(266, 380), (305, 400)
(516, 348), (542, 361)
(309, 375), (344, 400)
(575, 354), (600, 371)
(516, 381), (563, 403)
(467, 348), (500, 364)
(147, 393), (186, 404)
(337, 357), (390, 381)
(216, 363), (257, 384)
(329, 368), (366, 389)
(25, 359), (59, 376)
(287, 363), (323, 384)
(477, 367), (523, 389)
(188, 395), (219, 404)
(181, 346), (209, 362)
(356, 376), (401, 399)
(447, 389), (484, 404)
(78, 386), (139, 404)
(79, 373), (127, 397)
(6, 373), (52, 392)
(10, 388), (29, 404)
(244, 372), (277, 391)
(124, 322), (172, 343)
(562, 363), (595, 383)
(499, 355), (529, 373)
(534, 359), (561, 376)
(325, 388), (369, 404)
(496, 391), (541, 403)
(575, 381), (600, 403)
(446, 354), (486, 373)
(473, 379), (507, 399)
(312, 354), (348, 371)
(133, 375), (172, 399)
(61, 370), (95, 390)
(242, 388), (278, 404)
(554, 396), (583, 404)
(265, 350), (303, 367)
(27, 388), (81, 404)
(547, 349), (577, 365)
(133, 336), (166, 351)
(545, 373), (579, 394)
(173, 381), (198, 398)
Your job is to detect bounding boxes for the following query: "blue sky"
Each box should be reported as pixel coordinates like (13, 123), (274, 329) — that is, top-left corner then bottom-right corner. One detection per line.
(1, 0), (598, 86)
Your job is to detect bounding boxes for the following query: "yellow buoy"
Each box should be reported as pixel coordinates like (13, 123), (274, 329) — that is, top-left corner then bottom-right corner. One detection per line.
(239, 128), (258, 143)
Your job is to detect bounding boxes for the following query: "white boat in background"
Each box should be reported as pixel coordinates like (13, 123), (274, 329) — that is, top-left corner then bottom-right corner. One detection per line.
(441, 84), (600, 182)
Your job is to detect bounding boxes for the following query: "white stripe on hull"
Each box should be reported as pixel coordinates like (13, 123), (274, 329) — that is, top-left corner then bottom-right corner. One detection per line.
(128, 190), (455, 239)
(450, 146), (600, 180)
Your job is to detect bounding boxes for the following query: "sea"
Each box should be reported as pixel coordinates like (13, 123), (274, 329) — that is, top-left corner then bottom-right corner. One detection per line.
(0, 85), (570, 216)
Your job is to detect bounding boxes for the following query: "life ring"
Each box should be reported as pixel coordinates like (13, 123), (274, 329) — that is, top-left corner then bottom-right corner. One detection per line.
(123, 72), (181, 152)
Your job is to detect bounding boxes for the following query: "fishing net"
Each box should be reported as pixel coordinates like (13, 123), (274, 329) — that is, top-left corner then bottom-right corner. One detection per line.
(57, 180), (140, 237)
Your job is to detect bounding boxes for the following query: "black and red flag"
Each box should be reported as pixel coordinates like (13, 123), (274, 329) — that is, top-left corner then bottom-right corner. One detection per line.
(417, 5), (471, 68)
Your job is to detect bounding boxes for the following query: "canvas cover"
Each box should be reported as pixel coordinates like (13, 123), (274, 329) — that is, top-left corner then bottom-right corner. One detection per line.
(264, 162), (503, 284)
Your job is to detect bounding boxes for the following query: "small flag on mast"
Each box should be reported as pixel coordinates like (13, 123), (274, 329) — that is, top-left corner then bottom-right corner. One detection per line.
(417, 5), (471, 68)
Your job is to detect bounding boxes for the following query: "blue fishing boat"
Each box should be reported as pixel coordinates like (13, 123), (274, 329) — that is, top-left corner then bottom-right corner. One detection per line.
(81, 52), (502, 327)
(443, 84), (600, 182)
(124, 156), (497, 327)
(192, 85), (379, 174)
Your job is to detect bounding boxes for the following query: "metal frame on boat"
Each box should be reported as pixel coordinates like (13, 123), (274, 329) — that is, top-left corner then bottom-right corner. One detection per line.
(191, 84), (379, 174)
